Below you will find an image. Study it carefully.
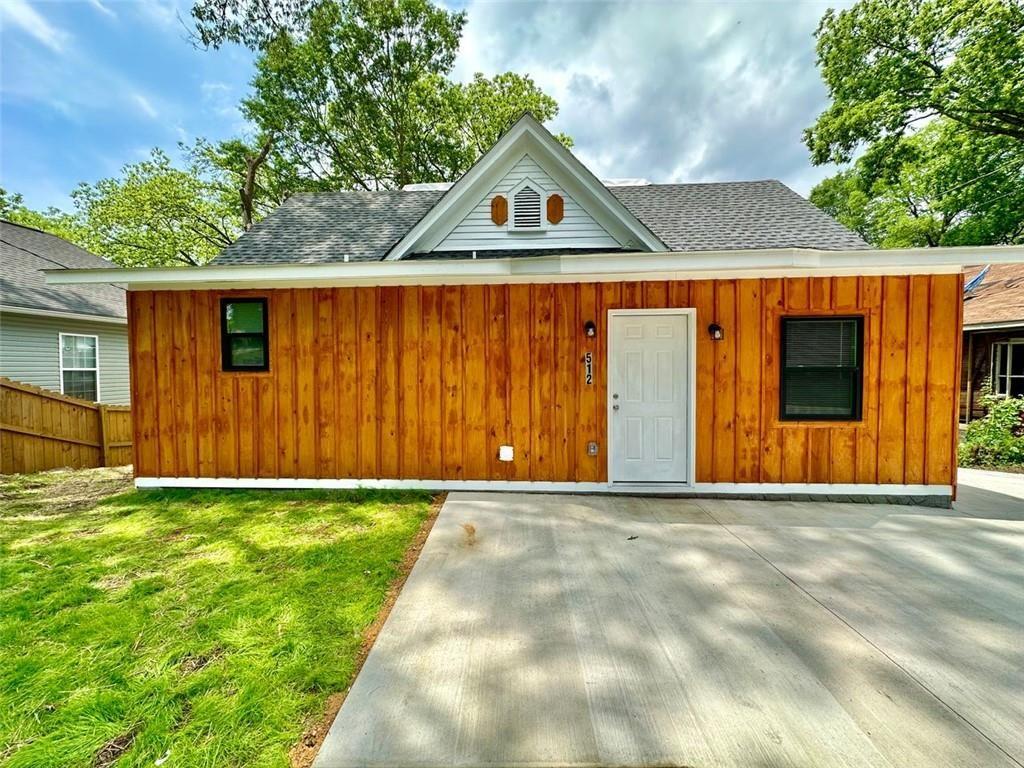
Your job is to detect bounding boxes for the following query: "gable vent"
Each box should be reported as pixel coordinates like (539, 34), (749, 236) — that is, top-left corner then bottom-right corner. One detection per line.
(513, 185), (542, 228)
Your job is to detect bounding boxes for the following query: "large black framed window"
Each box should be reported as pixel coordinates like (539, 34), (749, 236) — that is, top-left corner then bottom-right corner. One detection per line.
(221, 298), (269, 372)
(780, 316), (863, 421)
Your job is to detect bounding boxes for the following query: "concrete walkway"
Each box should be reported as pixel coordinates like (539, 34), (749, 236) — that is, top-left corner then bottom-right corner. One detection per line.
(315, 475), (1024, 768)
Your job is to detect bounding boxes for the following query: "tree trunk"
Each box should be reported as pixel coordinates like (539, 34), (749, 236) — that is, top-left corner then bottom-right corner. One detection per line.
(240, 137), (274, 231)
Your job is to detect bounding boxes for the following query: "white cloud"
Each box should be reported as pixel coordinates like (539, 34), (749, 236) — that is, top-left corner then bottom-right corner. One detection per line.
(132, 92), (159, 119)
(453, 0), (856, 196)
(1, 0), (71, 52)
(87, 0), (117, 20)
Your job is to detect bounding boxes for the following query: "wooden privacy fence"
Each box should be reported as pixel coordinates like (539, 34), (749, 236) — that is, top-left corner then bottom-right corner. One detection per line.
(0, 377), (132, 474)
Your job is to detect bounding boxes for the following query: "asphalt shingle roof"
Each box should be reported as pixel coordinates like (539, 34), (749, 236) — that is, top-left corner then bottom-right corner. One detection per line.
(0, 220), (126, 319)
(964, 263), (1024, 328)
(211, 179), (869, 266)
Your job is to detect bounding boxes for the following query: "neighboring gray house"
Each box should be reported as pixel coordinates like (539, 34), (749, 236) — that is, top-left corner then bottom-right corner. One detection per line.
(1, 220), (129, 404)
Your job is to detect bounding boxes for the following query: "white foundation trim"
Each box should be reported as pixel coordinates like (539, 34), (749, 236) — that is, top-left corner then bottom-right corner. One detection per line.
(134, 476), (952, 497)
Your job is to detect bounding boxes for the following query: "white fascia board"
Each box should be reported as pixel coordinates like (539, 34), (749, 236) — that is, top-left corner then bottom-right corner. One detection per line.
(0, 304), (128, 325)
(386, 114), (666, 259)
(43, 245), (1024, 291)
(134, 476), (952, 498)
(964, 320), (1024, 332)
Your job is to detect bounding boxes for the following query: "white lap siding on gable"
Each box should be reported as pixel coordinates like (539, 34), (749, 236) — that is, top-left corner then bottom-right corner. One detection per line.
(434, 154), (623, 252)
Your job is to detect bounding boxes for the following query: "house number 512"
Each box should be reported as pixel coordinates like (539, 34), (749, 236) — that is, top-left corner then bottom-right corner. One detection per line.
(584, 351), (593, 385)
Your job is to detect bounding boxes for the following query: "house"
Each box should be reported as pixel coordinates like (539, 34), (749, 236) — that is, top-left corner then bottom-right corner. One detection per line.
(1, 220), (130, 404)
(961, 263), (1024, 422)
(45, 114), (1024, 503)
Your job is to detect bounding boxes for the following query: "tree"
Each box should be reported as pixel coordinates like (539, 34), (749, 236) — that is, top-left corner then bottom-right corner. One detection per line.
(809, 119), (1024, 247)
(71, 149), (240, 267)
(805, 0), (1024, 168)
(233, 0), (567, 197)
(188, 136), (284, 231)
(0, 188), (91, 246)
(191, 0), (316, 49)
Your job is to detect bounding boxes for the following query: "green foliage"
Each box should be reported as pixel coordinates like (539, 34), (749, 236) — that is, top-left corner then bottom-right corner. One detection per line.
(0, 467), (432, 767)
(0, 188), (92, 246)
(805, 0), (1024, 166)
(808, 119), (1024, 247)
(959, 393), (1024, 467)
(242, 0), (567, 194)
(191, 0), (316, 49)
(70, 149), (241, 267)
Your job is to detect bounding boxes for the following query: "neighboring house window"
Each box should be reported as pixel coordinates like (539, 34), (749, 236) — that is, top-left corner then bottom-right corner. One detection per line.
(991, 340), (1024, 397)
(511, 183), (543, 229)
(59, 333), (99, 401)
(780, 317), (863, 421)
(221, 298), (269, 371)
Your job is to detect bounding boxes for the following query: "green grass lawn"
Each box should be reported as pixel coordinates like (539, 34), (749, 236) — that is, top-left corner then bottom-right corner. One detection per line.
(0, 468), (435, 768)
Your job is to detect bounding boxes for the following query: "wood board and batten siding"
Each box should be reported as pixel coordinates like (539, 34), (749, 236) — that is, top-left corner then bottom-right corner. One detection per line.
(1, 378), (132, 474)
(128, 274), (963, 487)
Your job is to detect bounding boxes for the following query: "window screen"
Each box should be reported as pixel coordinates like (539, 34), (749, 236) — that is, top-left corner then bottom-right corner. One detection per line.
(221, 298), (269, 371)
(781, 317), (863, 420)
(60, 334), (99, 401)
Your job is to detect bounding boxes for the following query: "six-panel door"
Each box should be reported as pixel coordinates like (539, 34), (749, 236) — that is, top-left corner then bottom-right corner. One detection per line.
(609, 311), (690, 482)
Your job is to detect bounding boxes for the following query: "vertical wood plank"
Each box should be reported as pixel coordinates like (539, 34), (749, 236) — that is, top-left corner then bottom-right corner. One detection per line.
(335, 289), (359, 478)
(925, 274), (959, 485)
(856, 277), (883, 484)
(507, 285), (533, 480)
(357, 287), (379, 478)
(714, 280), (736, 482)
(154, 292), (179, 476)
(378, 286), (401, 478)
(131, 292), (160, 476)
(419, 286), (443, 479)
(441, 286), (464, 479)
(904, 276), (931, 485)
(735, 278), (761, 482)
(485, 285), (509, 480)
(462, 286), (489, 479)
(531, 284), (554, 481)
(878, 276), (909, 484)
(293, 291), (317, 477)
(399, 286), (422, 479)
(553, 283), (578, 481)
(315, 288), (337, 478)
(691, 280), (715, 483)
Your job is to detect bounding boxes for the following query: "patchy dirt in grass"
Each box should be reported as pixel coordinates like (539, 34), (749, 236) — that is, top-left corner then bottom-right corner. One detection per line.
(179, 648), (224, 675)
(289, 493), (445, 768)
(0, 466), (133, 518)
(93, 727), (138, 768)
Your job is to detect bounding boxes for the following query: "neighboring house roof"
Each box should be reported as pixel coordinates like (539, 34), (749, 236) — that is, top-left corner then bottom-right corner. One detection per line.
(963, 263), (1024, 329)
(211, 180), (868, 267)
(1, 220), (126, 320)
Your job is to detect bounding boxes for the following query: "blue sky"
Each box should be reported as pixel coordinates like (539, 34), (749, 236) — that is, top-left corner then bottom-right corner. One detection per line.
(2, 0), (848, 212)
(2, 0), (253, 210)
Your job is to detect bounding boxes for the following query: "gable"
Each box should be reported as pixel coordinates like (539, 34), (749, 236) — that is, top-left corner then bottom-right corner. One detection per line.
(433, 154), (622, 253)
(386, 113), (666, 259)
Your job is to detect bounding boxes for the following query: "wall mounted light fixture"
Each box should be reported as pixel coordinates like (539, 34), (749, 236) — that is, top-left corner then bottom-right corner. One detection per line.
(583, 320), (597, 338)
(708, 322), (724, 341)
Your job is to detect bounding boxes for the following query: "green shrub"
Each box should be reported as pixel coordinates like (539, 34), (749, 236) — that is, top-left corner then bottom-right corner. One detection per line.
(959, 393), (1024, 467)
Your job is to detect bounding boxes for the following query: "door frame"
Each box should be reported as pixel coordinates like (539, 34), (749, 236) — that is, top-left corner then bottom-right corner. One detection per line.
(606, 308), (697, 486)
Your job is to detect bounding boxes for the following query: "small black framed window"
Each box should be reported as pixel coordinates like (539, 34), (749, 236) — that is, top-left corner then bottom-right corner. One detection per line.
(781, 316), (863, 421)
(221, 298), (269, 372)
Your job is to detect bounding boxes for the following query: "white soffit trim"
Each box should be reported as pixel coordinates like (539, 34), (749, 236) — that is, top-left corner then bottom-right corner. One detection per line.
(134, 476), (952, 497)
(43, 245), (1024, 291)
(385, 113), (667, 258)
(0, 304), (128, 325)
(964, 320), (1024, 332)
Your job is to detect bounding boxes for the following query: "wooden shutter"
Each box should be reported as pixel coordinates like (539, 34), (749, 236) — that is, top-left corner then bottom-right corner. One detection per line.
(546, 193), (564, 225)
(490, 195), (508, 225)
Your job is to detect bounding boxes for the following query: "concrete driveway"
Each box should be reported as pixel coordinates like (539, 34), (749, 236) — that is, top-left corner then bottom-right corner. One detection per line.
(315, 472), (1024, 768)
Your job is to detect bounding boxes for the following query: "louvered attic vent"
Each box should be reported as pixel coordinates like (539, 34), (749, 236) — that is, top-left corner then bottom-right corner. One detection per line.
(513, 185), (542, 228)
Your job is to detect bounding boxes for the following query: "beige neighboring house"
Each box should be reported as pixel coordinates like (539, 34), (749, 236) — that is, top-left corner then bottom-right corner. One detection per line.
(0, 220), (130, 404)
(961, 263), (1024, 422)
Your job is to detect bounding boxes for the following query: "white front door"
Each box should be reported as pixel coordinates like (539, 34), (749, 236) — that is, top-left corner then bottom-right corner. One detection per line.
(609, 311), (690, 483)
